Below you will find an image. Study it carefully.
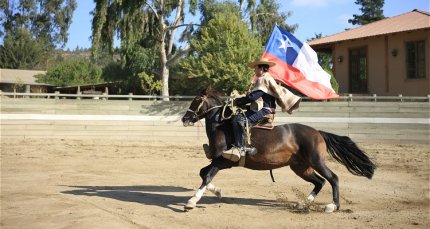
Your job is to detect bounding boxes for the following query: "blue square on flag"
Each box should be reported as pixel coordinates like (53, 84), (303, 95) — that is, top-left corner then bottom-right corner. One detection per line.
(265, 25), (302, 65)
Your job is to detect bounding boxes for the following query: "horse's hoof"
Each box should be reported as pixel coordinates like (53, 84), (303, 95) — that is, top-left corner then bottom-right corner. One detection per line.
(324, 203), (338, 213)
(306, 194), (315, 203)
(184, 201), (196, 211)
(296, 202), (304, 210)
(214, 188), (222, 199)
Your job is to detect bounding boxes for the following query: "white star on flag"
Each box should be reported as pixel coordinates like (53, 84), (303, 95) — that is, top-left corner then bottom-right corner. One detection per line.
(278, 35), (292, 52)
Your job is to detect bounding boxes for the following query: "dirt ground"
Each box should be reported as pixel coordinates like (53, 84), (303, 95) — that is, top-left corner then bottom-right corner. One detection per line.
(1, 138), (429, 229)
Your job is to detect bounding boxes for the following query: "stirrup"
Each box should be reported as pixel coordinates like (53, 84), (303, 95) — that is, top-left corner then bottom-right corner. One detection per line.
(244, 146), (257, 156)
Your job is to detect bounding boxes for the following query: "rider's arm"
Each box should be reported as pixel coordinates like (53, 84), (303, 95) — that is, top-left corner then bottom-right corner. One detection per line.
(234, 90), (265, 106)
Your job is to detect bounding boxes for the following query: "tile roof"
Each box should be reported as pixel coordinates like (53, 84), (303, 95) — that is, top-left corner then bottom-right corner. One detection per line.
(308, 9), (430, 46)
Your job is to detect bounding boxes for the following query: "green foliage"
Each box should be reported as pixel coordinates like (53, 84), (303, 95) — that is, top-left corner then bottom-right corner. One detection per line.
(349, 0), (385, 25)
(99, 43), (160, 94)
(91, 0), (199, 97)
(199, 0), (241, 26)
(101, 61), (128, 83)
(249, 0), (298, 44)
(1, 0), (77, 48)
(0, 28), (48, 69)
(325, 67), (339, 94)
(36, 59), (102, 87)
(1, 0), (77, 69)
(139, 72), (162, 95)
(178, 10), (263, 95)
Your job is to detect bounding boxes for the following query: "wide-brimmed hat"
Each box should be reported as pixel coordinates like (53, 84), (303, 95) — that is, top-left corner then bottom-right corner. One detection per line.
(248, 57), (276, 68)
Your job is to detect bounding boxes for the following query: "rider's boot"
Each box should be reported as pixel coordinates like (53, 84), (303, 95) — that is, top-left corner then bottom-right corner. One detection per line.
(221, 147), (242, 162)
(222, 115), (257, 161)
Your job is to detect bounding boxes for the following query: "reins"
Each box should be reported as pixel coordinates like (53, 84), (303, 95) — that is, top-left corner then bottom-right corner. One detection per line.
(221, 98), (235, 120)
(188, 95), (223, 120)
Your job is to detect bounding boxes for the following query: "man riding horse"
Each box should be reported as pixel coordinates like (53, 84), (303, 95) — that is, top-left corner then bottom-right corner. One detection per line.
(222, 57), (302, 162)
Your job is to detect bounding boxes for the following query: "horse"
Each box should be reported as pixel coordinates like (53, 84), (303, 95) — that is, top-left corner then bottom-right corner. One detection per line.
(181, 87), (376, 213)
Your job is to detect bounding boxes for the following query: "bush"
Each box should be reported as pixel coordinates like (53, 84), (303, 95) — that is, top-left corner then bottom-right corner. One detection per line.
(36, 59), (102, 87)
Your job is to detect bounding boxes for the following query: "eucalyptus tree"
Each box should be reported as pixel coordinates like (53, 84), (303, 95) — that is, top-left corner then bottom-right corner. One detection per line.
(91, 0), (199, 100)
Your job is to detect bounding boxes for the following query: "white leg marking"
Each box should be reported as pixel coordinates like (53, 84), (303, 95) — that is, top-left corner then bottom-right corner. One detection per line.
(195, 187), (206, 199)
(306, 191), (317, 202)
(206, 183), (222, 199)
(324, 203), (337, 213)
(185, 186), (207, 210)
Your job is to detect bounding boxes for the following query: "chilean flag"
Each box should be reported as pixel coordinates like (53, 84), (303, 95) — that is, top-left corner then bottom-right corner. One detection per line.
(262, 25), (338, 100)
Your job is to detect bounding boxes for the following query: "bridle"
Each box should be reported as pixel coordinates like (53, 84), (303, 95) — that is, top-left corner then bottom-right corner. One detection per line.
(186, 95), (223, 122)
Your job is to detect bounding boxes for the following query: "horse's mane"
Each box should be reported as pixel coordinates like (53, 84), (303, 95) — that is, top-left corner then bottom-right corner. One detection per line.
(200, 86), (222, 100)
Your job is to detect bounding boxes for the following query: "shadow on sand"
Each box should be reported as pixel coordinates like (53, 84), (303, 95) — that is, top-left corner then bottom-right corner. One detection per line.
(61, 185), (303, 213)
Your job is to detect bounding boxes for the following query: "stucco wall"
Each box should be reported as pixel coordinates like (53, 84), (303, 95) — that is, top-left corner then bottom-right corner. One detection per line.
(388, 30), (430, 96)
(333, 30), (429, 96)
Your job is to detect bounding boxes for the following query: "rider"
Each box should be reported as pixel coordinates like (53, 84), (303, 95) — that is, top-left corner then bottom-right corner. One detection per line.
(222, 57), (301, 162)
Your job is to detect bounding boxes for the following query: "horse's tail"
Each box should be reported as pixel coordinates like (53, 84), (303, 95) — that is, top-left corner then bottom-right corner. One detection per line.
(319, 131), (376, 179)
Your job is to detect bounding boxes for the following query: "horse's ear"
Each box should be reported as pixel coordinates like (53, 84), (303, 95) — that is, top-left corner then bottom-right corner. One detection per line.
(199, 87), (207, 96)
(206, 85), (213, 94)
(200, 85), (212, 96)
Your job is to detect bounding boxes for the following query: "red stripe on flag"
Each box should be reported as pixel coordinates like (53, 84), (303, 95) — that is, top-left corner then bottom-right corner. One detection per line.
(262, 52), (339, 100)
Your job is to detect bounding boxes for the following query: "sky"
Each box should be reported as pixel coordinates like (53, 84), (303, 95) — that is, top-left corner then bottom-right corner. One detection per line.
(64, 0), (429, 50)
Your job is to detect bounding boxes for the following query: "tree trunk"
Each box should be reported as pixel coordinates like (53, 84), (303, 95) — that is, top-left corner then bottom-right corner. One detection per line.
(161, 63), (169, 101)
(159, 22), (170, 101)
(160, 48), (170, 101)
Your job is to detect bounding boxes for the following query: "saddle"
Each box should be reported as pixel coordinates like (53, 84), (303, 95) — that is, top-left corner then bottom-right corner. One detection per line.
(203, 114), (274, 160)
(252, 113), (275, 130)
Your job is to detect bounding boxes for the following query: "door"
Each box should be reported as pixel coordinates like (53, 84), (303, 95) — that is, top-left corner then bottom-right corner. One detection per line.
(349, 47), (368, 93)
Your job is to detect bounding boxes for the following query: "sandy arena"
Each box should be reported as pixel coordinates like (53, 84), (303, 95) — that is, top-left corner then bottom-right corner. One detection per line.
(1, 138), (429, 228)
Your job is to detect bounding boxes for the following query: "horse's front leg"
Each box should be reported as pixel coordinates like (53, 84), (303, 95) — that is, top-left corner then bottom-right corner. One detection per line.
(184, 158), (231, 211)
(184, 182), (222, 211)
(184, 164), (220, 211)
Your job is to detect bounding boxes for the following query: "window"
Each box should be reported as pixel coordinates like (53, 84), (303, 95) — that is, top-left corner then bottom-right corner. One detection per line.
(405, 40), (426, 79)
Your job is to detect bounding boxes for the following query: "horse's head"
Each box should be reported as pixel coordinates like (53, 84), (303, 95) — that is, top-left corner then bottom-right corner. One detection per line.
(182, 87), (223, 127)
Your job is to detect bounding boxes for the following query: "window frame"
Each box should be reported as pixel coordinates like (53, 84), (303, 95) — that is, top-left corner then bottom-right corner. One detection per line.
(405, 40), (426, 80)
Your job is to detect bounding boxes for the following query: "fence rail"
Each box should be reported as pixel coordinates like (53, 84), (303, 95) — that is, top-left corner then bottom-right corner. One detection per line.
(1, 90), (429, 102)
(1, 93), (428, 144)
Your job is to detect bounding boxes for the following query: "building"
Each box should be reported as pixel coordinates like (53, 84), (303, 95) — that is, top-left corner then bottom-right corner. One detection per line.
(309, 9), (429, 96)
(0, 69), (53, 93)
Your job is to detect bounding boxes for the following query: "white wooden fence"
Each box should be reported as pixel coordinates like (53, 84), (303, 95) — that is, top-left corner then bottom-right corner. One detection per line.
(1, 92), (429, 144)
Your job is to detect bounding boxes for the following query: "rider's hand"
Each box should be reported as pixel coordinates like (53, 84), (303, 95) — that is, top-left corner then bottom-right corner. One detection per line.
(233, 99), (246, 109)
(233, 99), (238, 106)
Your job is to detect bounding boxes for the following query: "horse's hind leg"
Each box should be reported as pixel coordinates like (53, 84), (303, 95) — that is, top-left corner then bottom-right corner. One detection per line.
(309, 157), (340, 213)
(290, 162), (326, 203)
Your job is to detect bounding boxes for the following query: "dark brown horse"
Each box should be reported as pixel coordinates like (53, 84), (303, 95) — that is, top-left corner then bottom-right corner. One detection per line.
(181, 87), (376, 213)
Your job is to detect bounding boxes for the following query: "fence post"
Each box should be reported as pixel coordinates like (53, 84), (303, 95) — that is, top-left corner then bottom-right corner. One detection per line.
(398, 94), (403, 102)
(427, 95), (430, 102)
(348, 94), (353, 102)
(373, 94), (377, 102)
(129, 93), (133, 101)
(25, 85), (30, 98)
(55, 91), (60, 100)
